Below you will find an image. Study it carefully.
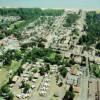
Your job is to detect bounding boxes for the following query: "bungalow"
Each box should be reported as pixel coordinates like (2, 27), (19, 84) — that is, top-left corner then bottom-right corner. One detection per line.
(73, 86), (80, 93)
(66, 72), (79, 86)
(12, 76), (19, 83)
(94, 56), (100, 64)
(74, 56), (82, 64)
(34, 73), (39, 79)
(70, 65), (82, 76)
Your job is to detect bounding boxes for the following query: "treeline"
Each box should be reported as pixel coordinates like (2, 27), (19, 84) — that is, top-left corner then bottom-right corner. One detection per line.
(78, 11), (100, 49)
(0, 47), (72, 67)
(0, 49), (22, 66)
(0, 8), (64, 20)
(0, 8), (64, 39)
(22, 47), (63, 65)
(90, 64), (100, 78)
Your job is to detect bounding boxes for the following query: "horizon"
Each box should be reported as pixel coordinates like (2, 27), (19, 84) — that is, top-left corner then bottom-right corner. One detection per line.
(0, 0), (100, 9)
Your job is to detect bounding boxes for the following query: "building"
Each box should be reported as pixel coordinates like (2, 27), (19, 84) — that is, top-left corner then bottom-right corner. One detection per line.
(94, 56), (100, 64)
(73, 86), (80, 93)
(12, 76), (19, 83)
(74, 56), (82, 64)
(66, 72), (79, 86)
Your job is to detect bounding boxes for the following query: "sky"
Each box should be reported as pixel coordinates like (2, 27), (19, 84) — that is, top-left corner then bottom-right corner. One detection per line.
(0, 0), (100, 9)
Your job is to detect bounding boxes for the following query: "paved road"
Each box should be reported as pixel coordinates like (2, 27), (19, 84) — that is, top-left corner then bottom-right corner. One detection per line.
(78, 55), (89, 100)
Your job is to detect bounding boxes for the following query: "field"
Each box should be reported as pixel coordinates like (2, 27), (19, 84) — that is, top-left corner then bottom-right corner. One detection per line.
(0, 68), (8, 87)
(0, 60), (21, 87)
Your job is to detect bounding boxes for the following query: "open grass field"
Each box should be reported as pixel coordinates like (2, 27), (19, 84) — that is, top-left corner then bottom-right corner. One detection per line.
(0, 68), (8, 87)
(8, 20), (25, 30)
(0, 60), (21, 87)
(10, 60), (21, 73)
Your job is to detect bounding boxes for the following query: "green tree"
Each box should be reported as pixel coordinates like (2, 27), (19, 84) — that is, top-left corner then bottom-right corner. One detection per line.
(39, 67), (46, 75)
(23, 84), (31, 93)
(0, 84), (14, 100)
(63, 85), (75, 100)
(58, 66), (67, 78)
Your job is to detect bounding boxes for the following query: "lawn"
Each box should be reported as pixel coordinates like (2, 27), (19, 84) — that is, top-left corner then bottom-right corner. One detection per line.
(49, 53), (56, 59)
(10, 60), (21, 74)
(0, 68), (8, 87)
(8, 20), (24, 30)
(0, 60), (21, 87)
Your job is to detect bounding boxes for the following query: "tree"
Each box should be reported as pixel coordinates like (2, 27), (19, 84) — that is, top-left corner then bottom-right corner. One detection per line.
(23, 84), (31, 93)
(17, 67), (24, 76)
(63, 13), (80, 27)
(58, 66), (67, 78)
(45, 64), (50, 73)
(32, 68), (37, 73)
(91, 64), (100, 78)
(78, 12), (100, 47)
(0, 33), (5, 39)
(14, 50), (22, 60)
(0, 84), (14, 100)
(39, 67), (46, 75)
(29, 75), (32, 81)
(96, 42), (100, 50)
(63, 85), (75, 100)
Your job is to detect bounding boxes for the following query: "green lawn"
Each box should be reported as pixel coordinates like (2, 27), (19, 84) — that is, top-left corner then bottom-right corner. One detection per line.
(0, 60), (21, 87)
(49, 53), (56, 59)
(8, 20), (24, 30)
(0, 68), (8, 87)
(10, 60), (21, 74)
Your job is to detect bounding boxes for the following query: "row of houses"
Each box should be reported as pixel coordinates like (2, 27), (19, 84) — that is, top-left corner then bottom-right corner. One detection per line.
(66, 65), (83, 93)
(88, 78), (100, 100)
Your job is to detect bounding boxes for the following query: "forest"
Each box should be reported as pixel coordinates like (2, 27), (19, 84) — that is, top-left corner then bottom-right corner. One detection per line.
(78, 11), (100, 49)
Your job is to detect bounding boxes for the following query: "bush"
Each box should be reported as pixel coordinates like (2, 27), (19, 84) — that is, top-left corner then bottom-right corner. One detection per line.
(23, 84), (31, 93)
(58, 66), (67, 78)
(39, 67), (46, 75)
(32, 68), (38, 73)
(0, 84), (14, 100)
(96, 42), (100, 50)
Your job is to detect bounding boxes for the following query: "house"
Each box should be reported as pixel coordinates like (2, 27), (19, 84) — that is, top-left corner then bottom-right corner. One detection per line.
(88, 78), (98, 100)
(12, 76), (19, 83)
(94, 56), (100, 64)
(74, 56), (82, 64)
(66, 72), (79, 86)
(70, 64), (81, 76)
(34, 73), (39, 79)
(70, 67), (78, 75)
(73, 86), (80, 93)
(72, 45), (83, 55)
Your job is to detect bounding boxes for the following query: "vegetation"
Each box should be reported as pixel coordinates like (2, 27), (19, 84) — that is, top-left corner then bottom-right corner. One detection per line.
(23, 83), (31, 93)
(16, 66), (24, 76)
(32, 68), (38, 73)
(58, 66), (67, 78)
(78, 11), (100, 48)
(0, 68), (8, 87)
(0, 8), (64, 18)
(22, 47), (64, 65)
(0, 50), (22, 66)
(39, 67), (46, 75)
(90, 64), (100, 78)
(96, 42), (100, 50)
(63, 85), (75, 100)
(0, 84), (14, 100)
(0, 60), (21, 87)
(0, 8), (64, 40)
(63, 13), (80, 27)
(20, 81), (31, 93)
